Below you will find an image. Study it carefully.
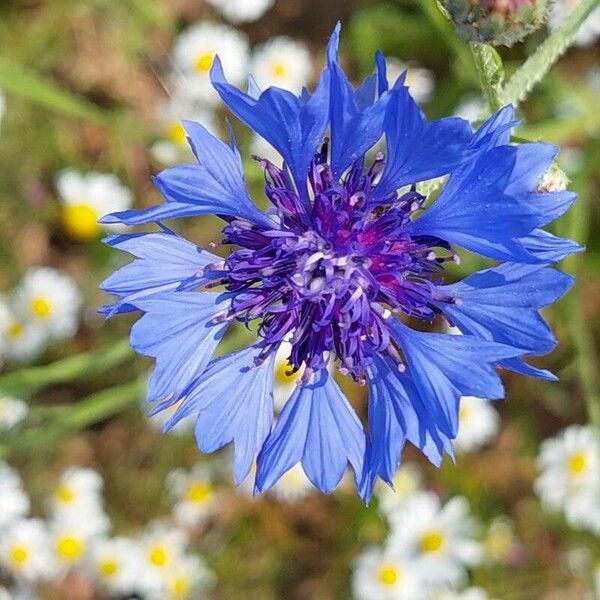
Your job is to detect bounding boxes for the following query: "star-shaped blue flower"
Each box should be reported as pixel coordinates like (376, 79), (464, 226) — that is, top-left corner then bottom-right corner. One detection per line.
(100, 24), (579, 502)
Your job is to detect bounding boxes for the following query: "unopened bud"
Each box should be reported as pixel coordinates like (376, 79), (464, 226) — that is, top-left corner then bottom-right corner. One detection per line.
(439, 0), (550, 47)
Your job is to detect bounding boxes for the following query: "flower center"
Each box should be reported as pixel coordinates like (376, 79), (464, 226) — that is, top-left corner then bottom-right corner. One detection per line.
(56, 535), (85, 561)
(149, 546), (168, 567)
(7, 322), (23, 339)
(55, 484), (75, 504)
(195, 53), (214, 73)
(10, 546), (29, 565)
(186, 482), (213, 504)
(31, 296), (52, 318)
(378, 564), (399, 586)
(169, 122), (187, 145)
(215, 142), (456, 382)
(271, 62), (287, 78)
(100, 559), (119, 577)
(63, 204), (100, 240)
(420, 530), (444, 553)
(171, 576), (191, 597)
(275, 358), (302, 386)
(568, 452), (587, 475)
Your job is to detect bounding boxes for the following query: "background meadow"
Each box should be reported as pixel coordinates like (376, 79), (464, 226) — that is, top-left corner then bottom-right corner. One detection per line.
(0, 0), (599, 599)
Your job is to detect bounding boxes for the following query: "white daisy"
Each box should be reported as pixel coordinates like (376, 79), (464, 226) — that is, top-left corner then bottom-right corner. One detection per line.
(172, 23), (249, 104)
(0, 298), (47, 363)
(151, 92), (217, 166)
(0, 395), (28, 431)
(0, 519), (56, 582)
(250, 37), (312, 94)
(387, 491), (483, 588)
(49, 509), (110, 574)
(205, 0), (274, 23)
(88, 537), (144, 597)
(269, 463), (315, 503)
(535, 425), (600, 533)
(55, 170), (133, 241)
(548, 0), (600, 47)
(151, 554), (215, 600)
(49, 467), (105, 517)
(13, 267), (81, 341)
(138, 523), (189, 594)
(454, 396), (500, 453)
(386, 58), (435, 104)
(352, 546), (428, 600)
(0, 463), (30, 530)
(167, 464), (218, 528)
(375, 462), (423, 516)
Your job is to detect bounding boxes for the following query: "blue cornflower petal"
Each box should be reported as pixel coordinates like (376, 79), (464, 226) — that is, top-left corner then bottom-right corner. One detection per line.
(438, 263), (574, 355)
(130, 292), (229, 404)
(327, 25), (390, 178)
(406, 145), (544, 262)
(519, 229), (584, 262)
(360, 354), (456, 502)
(101, 124), (273, 228)
(470, 105), (519, 150)
(388, 320), (524, 437)
(163, 346), (275, 485)
(210, 56), (330, 199)
(100, 232), (219, 316)
(370, 86), (473, 202)
(255, 369), (365, 494)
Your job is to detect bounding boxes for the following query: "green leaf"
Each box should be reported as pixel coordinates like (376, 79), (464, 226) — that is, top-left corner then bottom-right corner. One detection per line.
(470, 42), (505, 112)
(0, 339), (133, 396)
(0, 56), (113, 125)
(502, 0), (600, 108)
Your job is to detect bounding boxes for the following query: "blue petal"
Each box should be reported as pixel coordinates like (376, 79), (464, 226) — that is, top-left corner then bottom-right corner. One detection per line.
(360, 354), (455, 502)
(519, 229), (584, 262)
(165, 346), (275, 485)
(255, 369), (365, 494)
(100, 232), (219, 316)
(327, 26), (389, 178)
(500, 356), (558, 381)
(470, 105), (519, 150)
(371, 87), (472, 201)
(130, 292), (229, 404)
(210, 56), (330, 200)
(101, 124), (273, 228)
(405, 145), (543, 262)
(388, 320), (523, 437)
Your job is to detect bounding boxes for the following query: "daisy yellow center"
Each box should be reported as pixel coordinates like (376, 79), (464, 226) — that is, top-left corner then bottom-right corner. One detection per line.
(100, 559), (119, 577)
(459, 404), (470, 422)
(149, 546), (168, 567)
(10, 545), (29, 565)
(420, 530), (444, 553)
(55, 485), (76, 504)
(569, 452), (587, 474)
(378, 564), (399, 586)
(171, 576), (191, 597)
(186, 481), (213, 504)
(272, 62), (288, 78)
(8, 322), (23, 339)
(63, 204), (100, 241)
(275, 360), (301, 386)
(56, 535), (84, 561)
(31, 296), (52, 318)
(169, 123), (187, 145)
(195, 53), (214, 73)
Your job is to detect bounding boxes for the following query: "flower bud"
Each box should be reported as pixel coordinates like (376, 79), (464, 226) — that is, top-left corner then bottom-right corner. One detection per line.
(440, 0), (550, 46)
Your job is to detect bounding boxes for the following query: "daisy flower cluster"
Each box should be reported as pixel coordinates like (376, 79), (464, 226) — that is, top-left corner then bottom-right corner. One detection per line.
(0, 267), (81, 364)
(0, 463), (215, 599)
(535, 425), (600, 534)
(152, 16), (313, 166)
(353, 467), (498, 600)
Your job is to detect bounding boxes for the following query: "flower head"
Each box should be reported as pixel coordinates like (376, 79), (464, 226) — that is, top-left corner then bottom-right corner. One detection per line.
(101, 25), (578, 501)
(205, 0), (273, 24)
(0, 462), (30, 530)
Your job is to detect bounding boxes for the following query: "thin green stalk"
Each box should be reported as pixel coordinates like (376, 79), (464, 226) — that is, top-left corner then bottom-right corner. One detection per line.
(0, 380), (144, 458)
(502, 0), (600, 108)
(470, 42), (505, 112)
(0, 338), (133, 396)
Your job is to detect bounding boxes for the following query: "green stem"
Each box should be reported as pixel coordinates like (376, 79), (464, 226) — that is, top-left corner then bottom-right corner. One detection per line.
(0, 338), (133, 396)
(470, 42), (505, 113)
(502, 0), (600, 108)
(0, 380), (144, 458)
